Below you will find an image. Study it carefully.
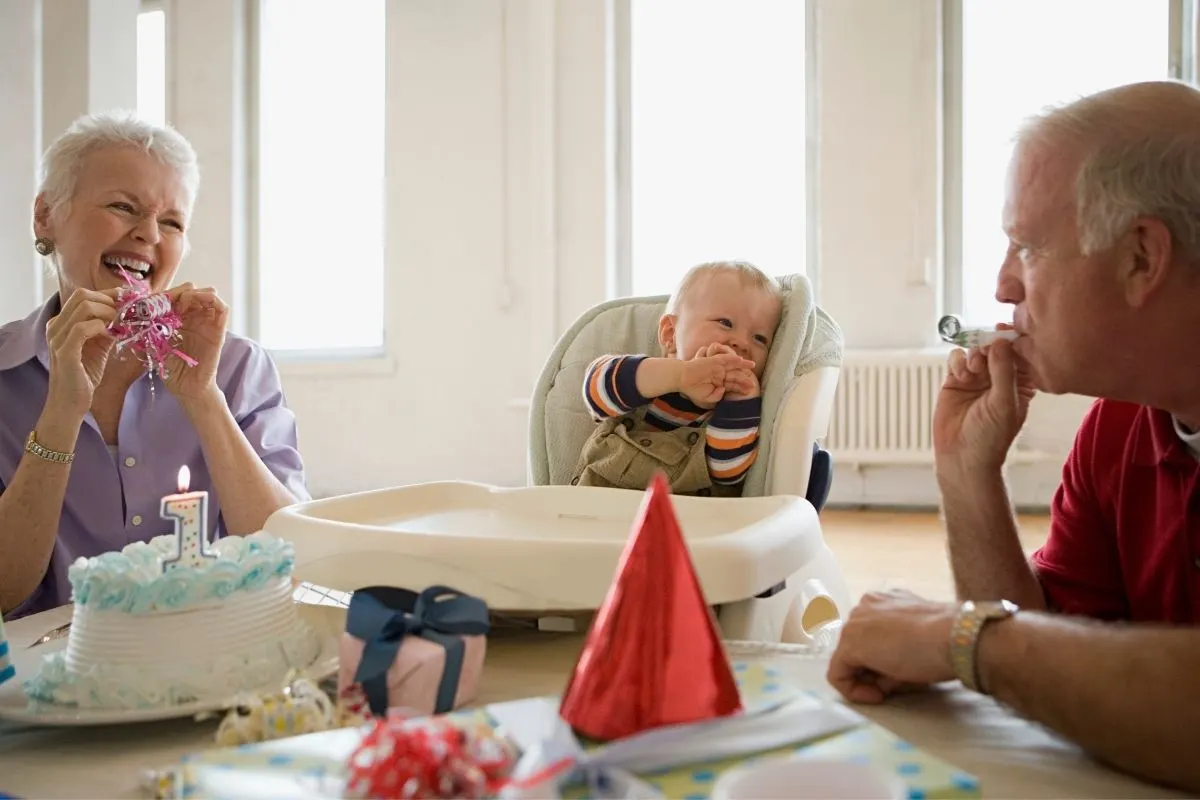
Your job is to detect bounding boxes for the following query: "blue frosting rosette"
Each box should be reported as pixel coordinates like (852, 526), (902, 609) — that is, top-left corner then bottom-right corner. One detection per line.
(66, 531), (297, 615)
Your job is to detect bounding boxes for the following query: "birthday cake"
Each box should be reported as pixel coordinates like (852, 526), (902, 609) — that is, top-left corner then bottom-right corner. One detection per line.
(23, 532), (321, 710)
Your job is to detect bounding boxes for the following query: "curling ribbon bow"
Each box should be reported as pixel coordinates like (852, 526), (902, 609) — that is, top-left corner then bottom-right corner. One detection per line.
(108, 271), (197, 379)
(346, 585), (490, 717)
(496, 695), (867, 799)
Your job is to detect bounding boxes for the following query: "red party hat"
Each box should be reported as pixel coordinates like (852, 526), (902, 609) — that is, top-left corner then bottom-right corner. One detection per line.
(558, 472), (743, 741)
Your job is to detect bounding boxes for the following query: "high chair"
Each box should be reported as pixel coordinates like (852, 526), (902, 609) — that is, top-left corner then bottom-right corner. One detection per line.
(525, 273), (852, 642)
(269, 276), (851, 645)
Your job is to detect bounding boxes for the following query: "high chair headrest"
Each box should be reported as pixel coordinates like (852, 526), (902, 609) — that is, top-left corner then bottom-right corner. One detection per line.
(529, 274), (842, 496)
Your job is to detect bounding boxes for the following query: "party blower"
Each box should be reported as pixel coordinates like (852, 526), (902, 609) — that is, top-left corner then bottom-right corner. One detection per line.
(937, 314), (1019, 348)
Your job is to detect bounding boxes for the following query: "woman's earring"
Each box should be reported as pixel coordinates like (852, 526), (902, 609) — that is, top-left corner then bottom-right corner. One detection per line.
(34, 237), (55, 256)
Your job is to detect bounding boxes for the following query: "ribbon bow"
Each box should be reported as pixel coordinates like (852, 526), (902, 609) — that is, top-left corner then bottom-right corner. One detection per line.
(347, 585), (490, 717)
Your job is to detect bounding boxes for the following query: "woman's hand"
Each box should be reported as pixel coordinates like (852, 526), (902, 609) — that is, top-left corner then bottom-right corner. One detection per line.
(43, 288), (120, 420)
(163, 283), (229, 404)
(932, 329), (1035, 476)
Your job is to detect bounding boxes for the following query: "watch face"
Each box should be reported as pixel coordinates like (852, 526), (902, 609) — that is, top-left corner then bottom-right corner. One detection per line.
(961, 599), (1018, 618)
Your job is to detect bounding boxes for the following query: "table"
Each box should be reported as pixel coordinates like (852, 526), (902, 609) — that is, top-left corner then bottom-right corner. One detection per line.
(0, 606), (1185, 799)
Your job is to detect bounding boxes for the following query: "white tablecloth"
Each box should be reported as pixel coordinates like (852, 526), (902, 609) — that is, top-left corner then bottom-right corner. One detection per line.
(0, 606), (1186, 799)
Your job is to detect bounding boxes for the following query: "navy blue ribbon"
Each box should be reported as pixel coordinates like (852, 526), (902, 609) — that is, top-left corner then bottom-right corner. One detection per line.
(346, 585), (490, 717)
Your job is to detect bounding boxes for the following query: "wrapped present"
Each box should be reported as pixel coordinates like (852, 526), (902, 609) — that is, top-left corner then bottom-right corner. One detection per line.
(0, 615), (13, 686)
(791, 723), (981, 799)
(338, 585), (489, 718)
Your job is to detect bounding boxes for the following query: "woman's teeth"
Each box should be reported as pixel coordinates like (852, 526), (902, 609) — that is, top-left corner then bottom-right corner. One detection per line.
(102, 256), (151, 278)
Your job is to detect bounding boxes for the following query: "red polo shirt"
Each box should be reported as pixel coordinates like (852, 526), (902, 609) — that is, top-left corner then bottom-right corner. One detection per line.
(1032, 399), (1200, 623)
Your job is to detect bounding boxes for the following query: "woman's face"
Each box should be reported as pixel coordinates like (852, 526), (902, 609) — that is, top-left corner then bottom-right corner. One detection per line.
(34, 146), (190, 300)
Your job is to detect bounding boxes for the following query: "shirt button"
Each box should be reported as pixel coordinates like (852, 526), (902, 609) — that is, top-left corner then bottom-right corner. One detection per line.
(132, 515), (143, 526)
(124, 456), (137, 467)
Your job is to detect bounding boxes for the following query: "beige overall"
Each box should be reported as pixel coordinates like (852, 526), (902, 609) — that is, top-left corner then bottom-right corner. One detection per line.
(570, 407), (744, 498)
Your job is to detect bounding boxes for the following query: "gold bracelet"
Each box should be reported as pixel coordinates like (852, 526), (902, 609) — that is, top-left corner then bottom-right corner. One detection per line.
(25, 430), (75, 464)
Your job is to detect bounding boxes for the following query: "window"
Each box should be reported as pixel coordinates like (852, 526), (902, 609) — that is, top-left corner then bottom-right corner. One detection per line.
(626, 0), (809, 297)
(255, 0), (386, 353)
(953, 0), (1174, 325)
(136, 8), (166, 127)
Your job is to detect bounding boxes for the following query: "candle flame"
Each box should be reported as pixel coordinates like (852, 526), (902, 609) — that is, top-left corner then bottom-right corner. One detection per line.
(177, 465), (190, 493)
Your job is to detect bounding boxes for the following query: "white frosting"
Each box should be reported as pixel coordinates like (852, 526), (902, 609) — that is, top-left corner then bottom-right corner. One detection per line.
(69, 531), (294, 614)
(24, 532), (323, 710)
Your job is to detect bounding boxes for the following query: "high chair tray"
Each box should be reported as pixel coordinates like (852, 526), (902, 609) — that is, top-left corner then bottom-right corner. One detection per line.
(266, 481), (823, 612)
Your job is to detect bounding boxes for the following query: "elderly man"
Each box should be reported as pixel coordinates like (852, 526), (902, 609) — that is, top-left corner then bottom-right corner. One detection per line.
(827, 80), (1200, 793)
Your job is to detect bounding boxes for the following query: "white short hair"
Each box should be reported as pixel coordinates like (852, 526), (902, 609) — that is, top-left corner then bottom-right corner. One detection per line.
(1017, 82), (1200, 264)
(37, 111), (200, 219)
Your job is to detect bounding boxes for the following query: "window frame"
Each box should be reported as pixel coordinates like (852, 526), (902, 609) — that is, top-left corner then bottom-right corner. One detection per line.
(610, 0), (822, 301)
(244, 0), (392, 366)
(940, 0), (1196, 319)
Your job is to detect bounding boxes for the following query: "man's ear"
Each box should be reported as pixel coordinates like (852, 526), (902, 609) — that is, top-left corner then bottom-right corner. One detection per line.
(33, 193), (53, 240)
(1122, 216), (1175, 307)
(658, 313), (677, 357)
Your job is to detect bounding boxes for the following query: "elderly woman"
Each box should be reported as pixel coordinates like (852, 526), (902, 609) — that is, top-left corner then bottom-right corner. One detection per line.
(0, 112), (308, 619)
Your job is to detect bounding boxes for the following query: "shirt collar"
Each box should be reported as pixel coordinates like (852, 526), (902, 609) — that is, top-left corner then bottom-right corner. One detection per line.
(1135, 405), (1195, 467)
(0, 293), (59, 372)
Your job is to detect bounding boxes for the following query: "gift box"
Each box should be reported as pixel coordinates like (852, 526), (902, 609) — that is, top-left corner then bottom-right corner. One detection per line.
(166, 661), (981, 800)
(337, 585), (489, 718)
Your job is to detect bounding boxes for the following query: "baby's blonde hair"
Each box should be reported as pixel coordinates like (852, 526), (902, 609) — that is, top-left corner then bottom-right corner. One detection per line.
(665, 260), (781, 314)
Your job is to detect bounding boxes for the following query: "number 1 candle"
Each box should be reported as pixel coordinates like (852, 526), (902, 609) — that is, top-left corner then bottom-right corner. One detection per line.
(160, 465), (217, 572)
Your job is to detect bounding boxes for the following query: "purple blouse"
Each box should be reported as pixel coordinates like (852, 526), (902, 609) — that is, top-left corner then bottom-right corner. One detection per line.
(0, 295), (310, 620)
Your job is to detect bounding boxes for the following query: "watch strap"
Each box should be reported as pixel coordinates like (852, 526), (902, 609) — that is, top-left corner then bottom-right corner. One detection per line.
(25, 429), (75, 464)
(950, 600), (1017, 693)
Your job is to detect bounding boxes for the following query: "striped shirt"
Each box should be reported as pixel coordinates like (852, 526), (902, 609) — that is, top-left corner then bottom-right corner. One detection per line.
(583, 354), (762, 485)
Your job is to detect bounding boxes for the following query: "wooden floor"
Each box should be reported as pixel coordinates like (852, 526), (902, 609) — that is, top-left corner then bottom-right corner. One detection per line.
(820, 509), (1051, 602)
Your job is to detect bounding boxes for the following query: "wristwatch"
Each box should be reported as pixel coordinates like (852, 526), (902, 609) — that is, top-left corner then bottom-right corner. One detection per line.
(949, 599), (1018, 694)
(25, 429), (75, 464)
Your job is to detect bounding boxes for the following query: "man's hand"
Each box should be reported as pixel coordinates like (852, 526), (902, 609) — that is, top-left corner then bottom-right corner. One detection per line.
(932, 329), (1035, 475)
(826, 589), (958, 704)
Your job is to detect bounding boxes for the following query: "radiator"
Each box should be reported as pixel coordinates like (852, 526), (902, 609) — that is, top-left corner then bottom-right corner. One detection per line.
(825, 351), (948, 465)
(823, 349), (1054, 466)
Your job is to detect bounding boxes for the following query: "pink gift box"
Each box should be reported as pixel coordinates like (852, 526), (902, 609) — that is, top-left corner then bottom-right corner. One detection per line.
(337, 585), (489, 717)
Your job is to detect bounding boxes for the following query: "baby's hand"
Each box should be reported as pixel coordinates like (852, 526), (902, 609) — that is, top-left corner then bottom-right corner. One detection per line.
(700, 344), (760, 401)
(679, 350), (754, 407)
(724, 368), (760, 401)
(701, 343), (737, 359)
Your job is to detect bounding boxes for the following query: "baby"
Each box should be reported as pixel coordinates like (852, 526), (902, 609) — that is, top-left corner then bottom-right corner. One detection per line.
(573, 260), (783, 496)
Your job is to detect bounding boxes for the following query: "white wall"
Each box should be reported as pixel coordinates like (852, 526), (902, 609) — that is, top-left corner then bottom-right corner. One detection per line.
(0, 0), (1125, 507)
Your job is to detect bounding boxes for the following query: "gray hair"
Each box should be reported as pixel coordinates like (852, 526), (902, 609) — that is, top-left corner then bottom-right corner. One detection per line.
(1017, 81), (1200, 264)
(37, 111), (200, 220)
(666, 260), (782, 314)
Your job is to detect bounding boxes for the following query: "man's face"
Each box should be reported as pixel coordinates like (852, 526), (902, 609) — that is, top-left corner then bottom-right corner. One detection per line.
(996, 140), (1128, 396)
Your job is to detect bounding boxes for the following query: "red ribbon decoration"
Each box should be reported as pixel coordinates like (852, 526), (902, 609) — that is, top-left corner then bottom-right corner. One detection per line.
(344, 716), (517, 799)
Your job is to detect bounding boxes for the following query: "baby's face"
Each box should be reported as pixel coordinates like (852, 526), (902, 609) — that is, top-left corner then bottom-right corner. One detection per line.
(663, 272), (782, 378)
